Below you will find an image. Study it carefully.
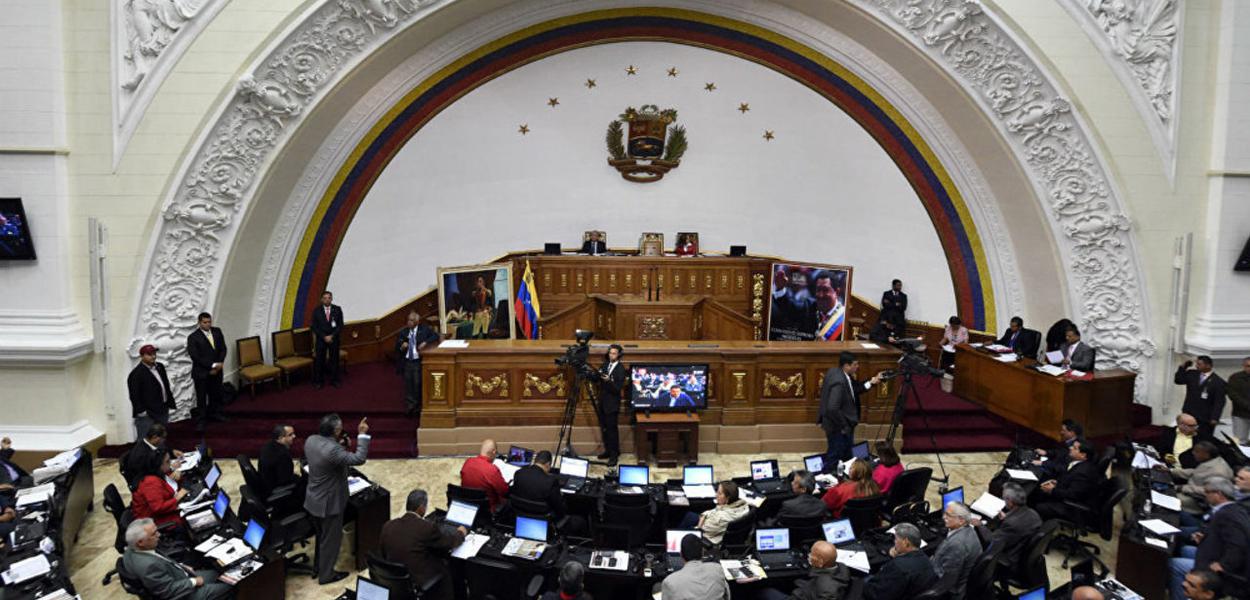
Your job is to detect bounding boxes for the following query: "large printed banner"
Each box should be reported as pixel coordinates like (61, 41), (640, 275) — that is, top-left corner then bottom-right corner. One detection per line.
(767, 263), (853, 342)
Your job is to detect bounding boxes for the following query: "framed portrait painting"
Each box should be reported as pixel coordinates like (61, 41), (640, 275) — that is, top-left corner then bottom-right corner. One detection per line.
(766, 262), (854, 342)
(437, 264), (516, 340)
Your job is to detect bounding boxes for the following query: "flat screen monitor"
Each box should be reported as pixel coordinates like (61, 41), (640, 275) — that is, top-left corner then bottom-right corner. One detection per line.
(941, 486), (965, 508)
(204, 463), (221, 490)
(1016, 587), (1046, 600)
(755, 528), (791, 552)
(356, 576), (390, 600)
(618, 465), (649, 486)
(850, 442), (871, 460)
(445, 500), (478, 528)
(515, 516), (548, 542)
(507, 446), (534, 465)
(822, 519), (856, 545)
(243, 519), (266, 552)
(683, 465), (713, 486)
(560, 456), (588, 479)
(803, 454), (825, 474)
(0, 198), (35, 260)
(629, 364), (709, 411)
(212, 490), (229, 520)
(750, 459), (779, 481)
(666, 530), (701, 554)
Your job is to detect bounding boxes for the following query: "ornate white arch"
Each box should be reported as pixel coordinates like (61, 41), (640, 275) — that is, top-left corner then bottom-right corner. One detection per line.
(128, 0), (1157, 416)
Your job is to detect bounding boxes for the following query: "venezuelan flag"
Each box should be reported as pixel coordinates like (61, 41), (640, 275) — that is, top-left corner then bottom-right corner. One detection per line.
(818, 303), (845, 341)
(514, 261), (541, 339)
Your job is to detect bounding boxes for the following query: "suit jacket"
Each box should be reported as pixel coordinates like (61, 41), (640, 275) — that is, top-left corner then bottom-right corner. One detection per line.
(598, 360), (627, 414)
(661, 560), (731, 600)
(868, 322), (897, 345)
(127, 362), (176, 418)
(579, 240), (606, 254)
(379, 512), (465, 600)
(122, 548), (197, 600)
(1173, 456), (1233, 499)
(1176, 367), (1228, 426)
(303, 433), (369, 517)
(1060, 341), (1095, 372)
(996, 328), (1041, 359)
(1152, 427), (1207, 470)
(1048, 460), (1102, 503)
(776, 493), (830, 523)
(818, 368), (867, 435)
(132, 474), (183, 528)
(1195, 502), (1250, 574)
(310, 304), (343, 344)
(880, 290), (908, 317)
(789, 564), (851, 600)
(0, 448), (30, 488)
(990, 506), (1042, 568)
(510, 464), (566, 517)
(185, 327), (227, 380)
(864, 549), (938, 600)
(394, 324), (439, 367)
(932, 525), (982, 600)
(258, 440), (297, 498)
(1229, 371), (1250, 418)
(1045, 319), (1075, 353)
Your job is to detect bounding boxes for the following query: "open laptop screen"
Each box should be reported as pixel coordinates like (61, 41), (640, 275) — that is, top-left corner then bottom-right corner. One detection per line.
(750, 460), (778, 480)
(507, 446), (533, 465)
(683, 465), (713, 486)
(618, 465), (648, 486)
(666, 530), (700, 554)
(804, 454), (825, 473)
(850, 442), (871, 460)
(356, 576), (390, 600)
(445, 500), (478, 528)
(755, 528), (791, 552)
(243, 519), (266, 551)
(212, 490), (229, 520)
(822, 519), (856, 545)
(941, 486), (965, 508)
(560, 456), (588, 479)
(515, 516), (548, 542)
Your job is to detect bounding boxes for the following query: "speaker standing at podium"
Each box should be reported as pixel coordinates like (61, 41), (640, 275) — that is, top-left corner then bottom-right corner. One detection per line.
(596, 344), (626, 466)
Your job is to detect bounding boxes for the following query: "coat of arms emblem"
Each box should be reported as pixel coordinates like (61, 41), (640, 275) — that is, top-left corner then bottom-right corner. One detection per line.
(606, 105), (688, 183)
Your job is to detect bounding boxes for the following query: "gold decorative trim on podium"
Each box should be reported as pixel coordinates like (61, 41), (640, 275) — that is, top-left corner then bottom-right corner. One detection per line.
(638, 316), (668, 339)
(732, 372), (747, 400)
(763, 372), (804, 397)
(431, 372), (445, 400)
(751, 273), (765, 340)
(522, 373), (567, 397)
(465, 373), (509, 397)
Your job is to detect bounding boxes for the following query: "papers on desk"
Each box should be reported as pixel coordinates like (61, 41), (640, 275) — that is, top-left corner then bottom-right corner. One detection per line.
(1044, 350), (1065, 364)
(1, 553), (51, 585)
(33, 589), (78, 600)
(1036, 364), (1068, 377)
(666, 490), (689, 507)
(859, 343), (880, 349)
(32, 464), (69, 485)
(970, 492), (1006, 518)
(835, 549), (871, 574)
(738, 488), (765, 508)
(985, 344), (1011, 353)
(682, 484), (716, 499)
(501, 537), (546, 560)
(176, 450), (201, 472)
(837, 458), (855, 477)
(942, 344), (956, 354)
(1144, 537), (1169, 549)
(1139, 519), (1181, 536)
(814, 473), (838, 488)
(1150, 491), (1182, 512)
(15, 483), (55, 507)
(195, 535), (229, 554)
(589, 550), (630, 571)
(451, 533), (489, 559)
(1005, 468), (1039, 482)
(493, 459), (520, 484)
(204, 538), (254, 565)
(1069, 370), (1087, 378)
(993, 353), (1019, 363)
(439, 340), (469, 348)
(220, 558), (264, 586)
(348, 476), (372, 496)
(1132, 451), (1164, 469)
(970, 343), (984, 348)
(720, 559), (766, 582)
(42, 448), (80, 470)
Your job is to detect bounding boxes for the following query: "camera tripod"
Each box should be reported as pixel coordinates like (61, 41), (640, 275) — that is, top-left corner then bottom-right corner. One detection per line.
(554, 363), (601, 461)
(885, 371), (951, 490)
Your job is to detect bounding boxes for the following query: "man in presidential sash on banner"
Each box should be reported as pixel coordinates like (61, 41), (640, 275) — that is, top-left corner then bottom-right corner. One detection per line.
(515, 261), (542, 340)
(812, 271), (845, 341)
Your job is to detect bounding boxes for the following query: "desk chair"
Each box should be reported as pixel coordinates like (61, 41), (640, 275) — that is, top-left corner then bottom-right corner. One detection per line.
(236, 486), (316, 578)
(447, 484), (493, 529)
(115, 556), (158, 600)
(884, 467), (932, 522)
(509, 495), (571, 533)
(237, 454), (301, 518)
(777, 514), (824, 548)
(842, 495), (885, 536)
(101, 484), (128, 585)
(596, 492), (655, 549)
(965, 543), (1002, 599)
(720, 508), (756, 554)
(998, 520), (1060, 594)
(367, 552), (444, 600)
(1048, 477), (1125, 568)
(465, 557), (544, 600)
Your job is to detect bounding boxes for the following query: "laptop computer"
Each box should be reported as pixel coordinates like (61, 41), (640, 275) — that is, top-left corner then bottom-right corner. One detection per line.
(559, 456), (589, 492)
(850, 442), (871, 460)
(184, 463), (221, 499)
(821, 518), (856, 546)
(803, 454), (827, 474)
(941, 486), (965, 509)
(444, 500), (479, 530)
(755, 528), (798, 570)
(682, 465), (716, 499)
(665, 529), (700, 570)
(187, 489), (229, 532)
(355, 575), (390, 600)
(502, 516), (548, 560)
(507, 445), (534, 466)
(1016, 587), (1046, 600)
(618, 464), (649, 487)
(750, 459), (787, 494)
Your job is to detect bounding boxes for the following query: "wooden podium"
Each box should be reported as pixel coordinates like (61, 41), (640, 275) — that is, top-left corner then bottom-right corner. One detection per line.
(634, 412), (700, 467)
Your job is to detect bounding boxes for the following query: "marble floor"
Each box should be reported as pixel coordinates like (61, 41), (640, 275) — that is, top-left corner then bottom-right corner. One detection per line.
(68, 451), (1117, 598)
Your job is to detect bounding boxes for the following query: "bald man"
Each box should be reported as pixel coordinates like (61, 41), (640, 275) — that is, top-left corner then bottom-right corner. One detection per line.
(1071, 586), (1104, 600)
(459, 439), (509, 511)
(759, 540), (850, 600)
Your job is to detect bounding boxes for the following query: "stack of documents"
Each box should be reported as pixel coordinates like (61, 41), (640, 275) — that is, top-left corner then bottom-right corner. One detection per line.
(347, 476), (372, 496)
(720, 559), (766, 582)
(1005, 469), (1038, 482)
(204, 538), (253, 566)
(970, 492), (1006, 518)
(1, 554), (51, 585)
(1131, 451), (1164, 469)
(492, 459), (520, 484)
(1036, 365), (1067, 376)
(835, 550), (870, 573)
(15, 483), (56, 508)
(451, 533), (489, 559)
(176, 451), (201, 472)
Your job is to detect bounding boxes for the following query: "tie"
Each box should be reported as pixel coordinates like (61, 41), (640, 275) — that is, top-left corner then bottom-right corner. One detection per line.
(409, 330), (417, 360)
(325, 307), (331, 322)
(205, 330), (215, 350)
(1010, 331), (1018, 347)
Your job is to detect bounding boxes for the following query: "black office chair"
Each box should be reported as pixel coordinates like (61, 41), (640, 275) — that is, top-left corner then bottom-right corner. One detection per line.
(509, 495), (571, 532)
(596, 492), (656, 549)
(884, 467), (932, 520)
(842, 495), (885, 536)
(999, 520), (1060, 593)
(237, 454), (301, 517)
(447, 483), (493, 528)
(720, 507), (756, 553)
(101, 484), (128, 585)
(1048, 477), (1126, 567)
(115, 556), (158, 600)
(965, 543), (1002, 600)
(367, 552), (444, 600)
(465, 557), (544, 600)
(777, 515), (823, 547)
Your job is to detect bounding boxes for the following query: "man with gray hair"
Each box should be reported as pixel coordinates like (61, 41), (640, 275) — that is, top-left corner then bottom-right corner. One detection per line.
(988, 482), (1041, 569)
(378, 489), (466, 600)
(932, 501), (982, 600)
(122, 518), (233, 599)
(864, 522), (936, 600)
(304, 412), (370, 584)
(1168, 477), (1250, 600)
(773, 470), (830, 524)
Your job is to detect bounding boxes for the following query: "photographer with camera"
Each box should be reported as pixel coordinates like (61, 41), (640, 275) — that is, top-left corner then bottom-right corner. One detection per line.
(596, 344), (626, 466)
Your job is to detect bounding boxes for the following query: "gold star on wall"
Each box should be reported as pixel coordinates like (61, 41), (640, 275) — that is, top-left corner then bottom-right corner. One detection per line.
(625, 65), (638, 75)
(518, 124), (530, 135)
(667, 67), (679, 77)
(704, 82), (717, 92)
(763, 130), (775, 141)
(547, 97), (560, 107)
(585, 79), (597, 89)
(738, 103), (751, 114)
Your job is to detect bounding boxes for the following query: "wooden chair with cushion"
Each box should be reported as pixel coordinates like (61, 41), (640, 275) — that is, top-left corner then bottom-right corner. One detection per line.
(236, 336), (282, 398)
(271, 329), (313, 386)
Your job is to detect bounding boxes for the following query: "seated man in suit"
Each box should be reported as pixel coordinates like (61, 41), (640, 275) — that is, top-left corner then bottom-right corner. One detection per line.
(122, 423), (181, 490)
(1169, 440), (1233, 514)
(996, 316), (1041, 358)
(379, 489), (466, 600)
(540, 562), (592, 600)
(868, 318), (902, 346)
(0, 437), (32, 491)
(865, 523), (938, 600)
(661, 533), (730, 600)
(1154, 413), (1206, 470)
(121, 518), (232, 600)
(0, 492), (17, 542)
(772, 470), (830, 525)
(1047, 325), (1095, 372)
(1031, 419), (1083, 477)
(933, 502), (982, 600)
(257, 424), (299, 499)
(1033, 439), (1102, 521)
(1168, 478), (1249, 600)
(579, 231), (607, 255)
(510, 450), (568, 520)
(987, 483), (1042, 571)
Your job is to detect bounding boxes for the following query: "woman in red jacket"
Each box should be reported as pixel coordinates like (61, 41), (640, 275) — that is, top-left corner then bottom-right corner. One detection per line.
(131, 453), (188, 528)
(872, 442), (905, 494)
(821, 459), (880, 518)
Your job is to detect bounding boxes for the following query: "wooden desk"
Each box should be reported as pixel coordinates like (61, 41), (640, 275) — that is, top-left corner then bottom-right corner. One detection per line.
(952, 345), (1135, 441)
(634, 413), (699, 467)
(235, 555), (285, 600)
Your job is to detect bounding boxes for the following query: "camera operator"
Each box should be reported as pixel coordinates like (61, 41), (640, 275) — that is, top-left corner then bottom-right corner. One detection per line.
(596, 344), (626, 466)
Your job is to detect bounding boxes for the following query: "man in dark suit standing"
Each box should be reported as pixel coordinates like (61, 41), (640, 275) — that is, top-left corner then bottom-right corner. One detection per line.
(1034, 439), (1103, 521)
(511, 451), (567, 518)
(379, 489), (466, 600)
(818, 352), (882, 465)
(596, 344), (626, 465)
(258, 424), (298, 499)
(185, 312), (227, 431)
(1177, 356), (1228, 438)
(880, 279), (907, 330)
(304, 413), (370, 584)
(996, 316), (1041, 359)
(127, 344), (176, 442)
(310, 291), (343, 388)
(396, 310), (439, 420)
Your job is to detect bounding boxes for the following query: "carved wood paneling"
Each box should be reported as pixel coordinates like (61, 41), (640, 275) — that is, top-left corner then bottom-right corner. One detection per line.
(762, 371), (805, 398)
(522, 372), (567, 398)
(465, 372), (509, 398)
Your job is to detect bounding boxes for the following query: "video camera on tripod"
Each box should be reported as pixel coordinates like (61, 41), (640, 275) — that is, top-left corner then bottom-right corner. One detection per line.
(554, 330), (602, 460)
(554, 329), (599, 378)
(877, 345), (946, 382)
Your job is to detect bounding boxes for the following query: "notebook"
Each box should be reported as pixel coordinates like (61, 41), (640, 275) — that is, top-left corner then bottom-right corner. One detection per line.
(803, 454), (826, 474)
(850, 442), (871, 460)
(507, 446), (534, 465)
(941, 486), (964, 508)
(665, 529), (701, 569)
(560, 456), (589, 492)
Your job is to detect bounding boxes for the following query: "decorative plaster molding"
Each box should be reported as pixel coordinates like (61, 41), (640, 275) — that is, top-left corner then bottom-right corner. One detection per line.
(0, 309), (94, 366)
(2, 421), (104, 452)
(1185, 314), (1250, 360)
(855, 0), (1156, 399)
(1057, 0), (1182, 180)
(111, 0), (229, 168)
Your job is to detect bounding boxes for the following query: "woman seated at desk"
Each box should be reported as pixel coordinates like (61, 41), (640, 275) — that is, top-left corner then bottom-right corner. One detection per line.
(131, 453), (188, 529)
(822, 459), (880, 518)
